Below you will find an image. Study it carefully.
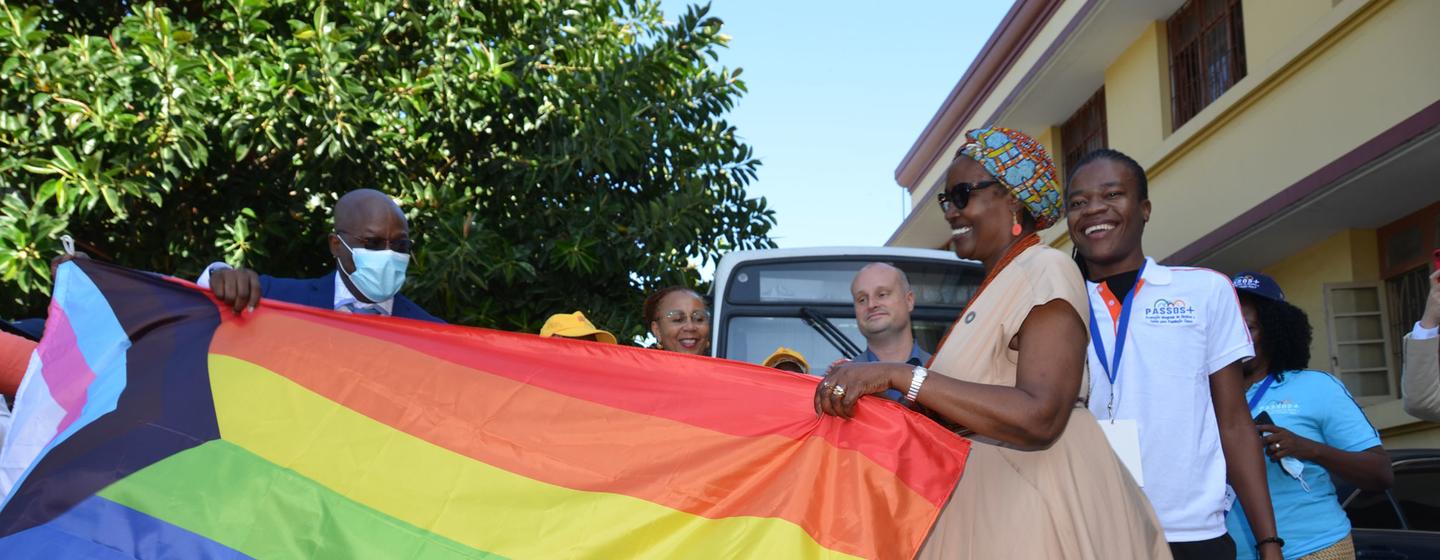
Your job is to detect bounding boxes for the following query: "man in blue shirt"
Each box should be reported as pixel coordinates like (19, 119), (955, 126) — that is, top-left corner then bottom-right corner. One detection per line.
(850, 263), (931, 401)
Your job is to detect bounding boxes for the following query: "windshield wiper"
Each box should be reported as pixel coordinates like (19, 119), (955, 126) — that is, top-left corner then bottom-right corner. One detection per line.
(799, 307), (863, 360)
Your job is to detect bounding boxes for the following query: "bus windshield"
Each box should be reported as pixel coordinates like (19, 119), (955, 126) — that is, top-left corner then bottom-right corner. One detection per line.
(724, 260), (977, 307)
(714, 253), (983, 371)
(724, 316), (957, 369)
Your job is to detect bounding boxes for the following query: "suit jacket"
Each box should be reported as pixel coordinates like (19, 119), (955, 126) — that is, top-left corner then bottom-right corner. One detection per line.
(1402, 334), (1440, 422)
(260, 272), (444, 324)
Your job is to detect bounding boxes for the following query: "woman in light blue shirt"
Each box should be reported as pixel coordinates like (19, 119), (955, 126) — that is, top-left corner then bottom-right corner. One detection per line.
(1226, 272), (1393, 559)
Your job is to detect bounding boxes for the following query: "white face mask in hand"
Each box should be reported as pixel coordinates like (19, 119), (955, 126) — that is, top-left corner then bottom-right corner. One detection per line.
(1280, 456), (1311, 493)
(336, 236), (410, 302)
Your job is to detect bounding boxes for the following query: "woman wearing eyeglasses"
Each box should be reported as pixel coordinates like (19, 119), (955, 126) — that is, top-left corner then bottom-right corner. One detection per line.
(643, 286), (711, 355)
(817, 128), (1168, 559)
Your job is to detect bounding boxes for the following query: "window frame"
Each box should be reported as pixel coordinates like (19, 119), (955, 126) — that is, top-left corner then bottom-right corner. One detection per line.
(1166, 0), (1248, 130)
(1376, 201), (1440, 279)
(1377, 202), (1439, 395)
(1322, 281), (1398, 406)
(1060, 87), (1107, 177)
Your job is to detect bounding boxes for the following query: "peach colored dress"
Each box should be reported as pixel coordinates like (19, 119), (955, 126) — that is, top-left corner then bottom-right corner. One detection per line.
(918, 246), (1171, 560)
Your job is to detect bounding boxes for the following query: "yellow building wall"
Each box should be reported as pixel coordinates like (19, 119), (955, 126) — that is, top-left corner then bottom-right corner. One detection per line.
(1034, 126), (1061, 172)
(1141, 0), (1440, 260)
(1103, 22), (1168, 156)
(893, 0), (1439, 444)
(1097, 0), (1342, 178)
(1264, 228), (1436, 447)
(1262, 230), (1376, 374)
(1348, 229), (1380, 282)
(903, 0), (1093, 212)
(1379, 426), (1440, 448)
(1241, 0), (1335, 71)
(1369, 400), (1440, 447)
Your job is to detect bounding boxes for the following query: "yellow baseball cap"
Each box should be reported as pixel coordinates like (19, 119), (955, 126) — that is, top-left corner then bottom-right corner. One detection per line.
(763, 347), (810, 374)
(540, 311), (617, 344)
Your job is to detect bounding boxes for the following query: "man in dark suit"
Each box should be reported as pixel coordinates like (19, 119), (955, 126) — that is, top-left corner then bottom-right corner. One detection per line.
(200, 189), (443, 323)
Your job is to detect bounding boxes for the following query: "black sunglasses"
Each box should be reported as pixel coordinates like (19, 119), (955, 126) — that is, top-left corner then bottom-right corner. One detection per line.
(336, 230), (414, 254)
(936, 180), (1001, 212)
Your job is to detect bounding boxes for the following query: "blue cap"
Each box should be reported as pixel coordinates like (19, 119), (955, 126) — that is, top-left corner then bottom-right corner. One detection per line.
(1231, 272), (1285, 302)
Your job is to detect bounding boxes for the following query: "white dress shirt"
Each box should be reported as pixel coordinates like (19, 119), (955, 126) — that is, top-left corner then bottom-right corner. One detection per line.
(195, 262), (395, 315)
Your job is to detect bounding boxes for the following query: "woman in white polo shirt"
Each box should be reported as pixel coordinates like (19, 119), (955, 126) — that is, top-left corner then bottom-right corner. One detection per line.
(1066, 149), (1281, 560)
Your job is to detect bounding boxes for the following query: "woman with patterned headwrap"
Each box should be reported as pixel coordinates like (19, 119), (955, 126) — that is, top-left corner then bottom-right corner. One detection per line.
(817, 128), (1169, 559)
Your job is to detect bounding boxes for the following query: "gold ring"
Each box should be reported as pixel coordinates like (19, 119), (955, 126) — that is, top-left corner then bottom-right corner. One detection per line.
(831, 385), (846, 398)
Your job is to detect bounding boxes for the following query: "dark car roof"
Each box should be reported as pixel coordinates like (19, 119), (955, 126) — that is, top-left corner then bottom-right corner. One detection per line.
(1387, 449), (1440, 463)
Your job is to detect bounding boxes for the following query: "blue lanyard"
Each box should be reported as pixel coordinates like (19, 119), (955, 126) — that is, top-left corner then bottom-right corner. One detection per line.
(1247, 374), (1277, 413)
(1088, 262), (1146, 417)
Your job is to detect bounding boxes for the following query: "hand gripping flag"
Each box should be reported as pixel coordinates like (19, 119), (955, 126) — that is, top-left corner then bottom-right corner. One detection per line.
(0, 260), (969, 559)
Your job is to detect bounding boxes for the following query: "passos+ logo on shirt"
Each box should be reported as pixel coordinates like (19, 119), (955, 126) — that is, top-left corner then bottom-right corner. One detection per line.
(1144, 298), (1197, 325)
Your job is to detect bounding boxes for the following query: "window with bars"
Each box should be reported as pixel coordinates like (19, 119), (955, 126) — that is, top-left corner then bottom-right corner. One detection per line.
(1167, 0), (1247, 130)
(1060, 88), (1107, 176)
(1379, 202), (1440, 383)
(1388, 265), (1430, 380)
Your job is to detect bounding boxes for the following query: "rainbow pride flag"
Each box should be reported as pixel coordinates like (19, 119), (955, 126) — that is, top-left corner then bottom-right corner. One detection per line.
(0, 260), (969, 559)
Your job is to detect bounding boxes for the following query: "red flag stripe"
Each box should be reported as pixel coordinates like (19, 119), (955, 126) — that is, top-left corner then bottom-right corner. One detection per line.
(245, 304), (968, 507)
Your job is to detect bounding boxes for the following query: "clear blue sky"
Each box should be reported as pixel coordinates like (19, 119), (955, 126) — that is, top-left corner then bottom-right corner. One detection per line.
(660, 1), (1014, 249)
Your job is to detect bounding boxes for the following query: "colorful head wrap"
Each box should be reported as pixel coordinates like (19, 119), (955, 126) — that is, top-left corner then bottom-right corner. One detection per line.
(957, 127), (1062, 230)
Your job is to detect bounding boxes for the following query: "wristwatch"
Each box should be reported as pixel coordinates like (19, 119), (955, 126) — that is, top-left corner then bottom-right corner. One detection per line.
(904, 366), (928, 404)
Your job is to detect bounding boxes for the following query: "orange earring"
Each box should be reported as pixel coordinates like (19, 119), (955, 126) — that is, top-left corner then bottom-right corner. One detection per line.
(1011, 212), (1022, 237)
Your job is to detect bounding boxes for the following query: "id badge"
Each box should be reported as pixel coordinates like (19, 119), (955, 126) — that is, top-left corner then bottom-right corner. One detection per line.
(1098, 419), (1145, 487)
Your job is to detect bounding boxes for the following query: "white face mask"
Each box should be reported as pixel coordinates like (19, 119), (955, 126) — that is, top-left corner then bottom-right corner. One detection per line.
(336, 236), (409, 302)
(1280, 456), (1311, 492)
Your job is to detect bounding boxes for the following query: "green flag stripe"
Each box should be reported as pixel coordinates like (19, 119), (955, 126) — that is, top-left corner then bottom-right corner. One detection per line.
(98, 440), (505, 560)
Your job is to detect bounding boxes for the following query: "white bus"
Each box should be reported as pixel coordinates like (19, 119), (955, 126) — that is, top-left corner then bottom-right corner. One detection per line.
(710, 247), (985, 371)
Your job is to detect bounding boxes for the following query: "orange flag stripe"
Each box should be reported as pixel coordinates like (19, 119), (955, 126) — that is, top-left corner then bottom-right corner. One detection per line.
(233, 304), (968, 506)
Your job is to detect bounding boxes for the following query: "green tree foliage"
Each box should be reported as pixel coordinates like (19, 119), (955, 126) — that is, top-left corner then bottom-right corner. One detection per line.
(0, 0), (775, 341)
